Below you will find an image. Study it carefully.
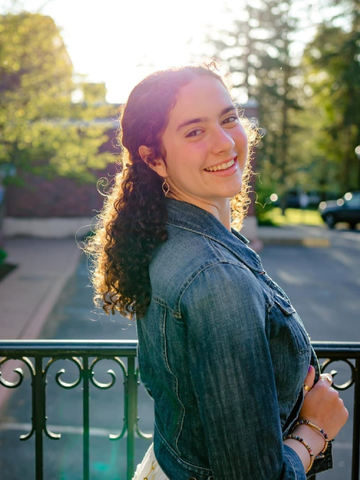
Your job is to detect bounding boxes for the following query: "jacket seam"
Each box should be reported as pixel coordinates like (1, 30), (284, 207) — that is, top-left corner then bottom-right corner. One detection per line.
(176, 260), (248, 313)
(166, 221), (264, 273)
(153, 297), (181, 318)
(155, 423), (213, 475)
(160, 307), (186, 453)
(203, 235), (228, 262)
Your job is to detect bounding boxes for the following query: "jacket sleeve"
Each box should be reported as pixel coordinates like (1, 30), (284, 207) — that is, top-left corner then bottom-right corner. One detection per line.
(181, 262), (306, 480)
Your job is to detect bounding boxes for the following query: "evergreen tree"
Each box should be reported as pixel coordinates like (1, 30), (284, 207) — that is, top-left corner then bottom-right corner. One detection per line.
(208, 0), (305, 211)
(301, 15), (360, 192)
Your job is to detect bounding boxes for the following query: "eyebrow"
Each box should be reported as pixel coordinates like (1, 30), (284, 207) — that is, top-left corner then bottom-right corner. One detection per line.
(176, 105), (237, 132)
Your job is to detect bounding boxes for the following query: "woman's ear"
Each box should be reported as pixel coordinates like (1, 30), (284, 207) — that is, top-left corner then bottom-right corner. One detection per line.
(138, 145), (167, 177)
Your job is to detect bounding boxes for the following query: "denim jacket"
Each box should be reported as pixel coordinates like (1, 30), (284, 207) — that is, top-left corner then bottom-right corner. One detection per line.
(136, 199), (333, 480)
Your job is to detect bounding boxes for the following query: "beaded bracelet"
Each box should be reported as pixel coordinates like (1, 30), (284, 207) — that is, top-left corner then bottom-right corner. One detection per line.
(295, 419), (329, 455)
(284, 434), (315, 473)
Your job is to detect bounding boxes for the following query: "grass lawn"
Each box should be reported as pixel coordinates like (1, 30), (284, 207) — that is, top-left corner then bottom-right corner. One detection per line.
(257, 207), (324, 227)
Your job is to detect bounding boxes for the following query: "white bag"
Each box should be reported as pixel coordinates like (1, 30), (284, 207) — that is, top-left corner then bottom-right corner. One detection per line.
(132, 443), (169, 480)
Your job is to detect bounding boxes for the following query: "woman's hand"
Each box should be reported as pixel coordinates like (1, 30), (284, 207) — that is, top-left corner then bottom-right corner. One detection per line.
(299, 365), (348, 441)
(284, 365), (349, 472)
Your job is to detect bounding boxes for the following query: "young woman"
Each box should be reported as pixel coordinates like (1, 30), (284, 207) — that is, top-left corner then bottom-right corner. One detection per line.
(87, 65), (348, 480)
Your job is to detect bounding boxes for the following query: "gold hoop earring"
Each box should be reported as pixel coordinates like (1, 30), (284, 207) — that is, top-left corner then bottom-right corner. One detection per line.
(162, 179), (170, 197)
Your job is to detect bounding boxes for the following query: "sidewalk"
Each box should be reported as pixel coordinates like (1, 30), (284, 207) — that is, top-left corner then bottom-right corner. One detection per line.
(0, 237), (81, 340)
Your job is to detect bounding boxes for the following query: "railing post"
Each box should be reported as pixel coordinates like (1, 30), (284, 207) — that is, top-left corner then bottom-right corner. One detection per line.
(352, 357), (360, 480)
(126, 357), (137, 480)
(83, 355), (90, 480)
(34, 355), (44, 480)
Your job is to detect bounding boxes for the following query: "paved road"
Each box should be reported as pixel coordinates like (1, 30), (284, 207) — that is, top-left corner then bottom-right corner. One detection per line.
(260, 228), (360, 480)
(261, 228), (360, 342)
(1, 227), (359, 479)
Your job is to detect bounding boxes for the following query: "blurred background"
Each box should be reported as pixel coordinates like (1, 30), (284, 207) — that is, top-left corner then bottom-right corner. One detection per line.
(0, 0), (359, 479)
(0, 0), (359, 242)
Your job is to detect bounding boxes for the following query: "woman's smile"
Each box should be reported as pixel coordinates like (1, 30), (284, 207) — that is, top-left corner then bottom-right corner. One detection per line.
(204, 156), (238, 175)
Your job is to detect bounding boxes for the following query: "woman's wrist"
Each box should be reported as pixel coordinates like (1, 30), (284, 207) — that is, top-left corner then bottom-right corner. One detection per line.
(291, 425), (325, 456)
(293, 425), (326, 456)
(295, 419), (329, 455)
(283, 425), (326, 473)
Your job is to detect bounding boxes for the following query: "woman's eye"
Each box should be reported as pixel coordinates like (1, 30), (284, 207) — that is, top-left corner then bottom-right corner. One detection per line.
(223, 115), (239, 124)
(186, 129), (202, 138)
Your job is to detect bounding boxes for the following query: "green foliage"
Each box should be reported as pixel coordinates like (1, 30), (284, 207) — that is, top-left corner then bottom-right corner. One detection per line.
(254, 178), (278, 208)
(257, 207), (323, 227)
(0, 11), (116, 185)
(300, 20), (360, 192)
(82, 82), (107, 105)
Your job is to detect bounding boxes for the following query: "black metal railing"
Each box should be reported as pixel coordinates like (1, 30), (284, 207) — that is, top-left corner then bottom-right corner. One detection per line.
(310, 342), (360, 480)
(0, 340), (359, 480)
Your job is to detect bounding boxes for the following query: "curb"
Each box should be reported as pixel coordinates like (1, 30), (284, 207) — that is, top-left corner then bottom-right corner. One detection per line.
(261, 237), (330, 248)
(19, 247), (82, 340)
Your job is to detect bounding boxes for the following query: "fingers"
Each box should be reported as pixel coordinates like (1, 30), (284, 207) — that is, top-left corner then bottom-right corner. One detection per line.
(320, 373), (333, 386)
(303, 369), (333, 396)
(303, 365), (315, 395)
(310, 373), (334, 398)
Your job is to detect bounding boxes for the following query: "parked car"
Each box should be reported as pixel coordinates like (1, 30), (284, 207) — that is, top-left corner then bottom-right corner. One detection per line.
(318, 191), (360, 229)
(283, 190), (321, 209)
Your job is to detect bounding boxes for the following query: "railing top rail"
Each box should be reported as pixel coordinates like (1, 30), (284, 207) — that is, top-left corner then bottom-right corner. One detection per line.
(0, 340), (360, 356)
(0, 339), (138, 356)
(311, 341), (360, 357)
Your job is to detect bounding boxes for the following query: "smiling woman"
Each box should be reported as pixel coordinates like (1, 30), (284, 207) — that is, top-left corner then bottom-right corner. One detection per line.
(85, 64), (348, 480)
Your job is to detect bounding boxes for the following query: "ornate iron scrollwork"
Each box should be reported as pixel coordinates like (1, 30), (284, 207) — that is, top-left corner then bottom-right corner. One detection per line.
(0, 356), (36, 441)
(320, 358), (356, 391)
(89, 356), (128, 440)
(43, 356), (83, 439)
(90, 356), (126, 389)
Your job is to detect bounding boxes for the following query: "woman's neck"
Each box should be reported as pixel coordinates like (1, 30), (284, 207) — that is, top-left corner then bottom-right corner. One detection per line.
(168, 193), (232, 231)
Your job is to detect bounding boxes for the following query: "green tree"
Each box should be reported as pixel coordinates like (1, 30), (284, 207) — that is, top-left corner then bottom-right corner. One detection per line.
(301, 18), (360, 193)
(0, 11), (117, 245)
(0, 12), (115, 185)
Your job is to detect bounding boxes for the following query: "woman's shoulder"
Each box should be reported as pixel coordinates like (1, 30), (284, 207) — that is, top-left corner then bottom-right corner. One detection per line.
(151, 222), (240, 275)
(149, 224), (255, 310)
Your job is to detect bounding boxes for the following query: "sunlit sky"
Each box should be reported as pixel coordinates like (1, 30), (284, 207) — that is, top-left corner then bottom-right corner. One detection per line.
(1, 0), (339, 104)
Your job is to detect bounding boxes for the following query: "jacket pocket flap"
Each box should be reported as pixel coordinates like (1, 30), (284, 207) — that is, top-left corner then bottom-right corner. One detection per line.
(274, 294), (296, 315)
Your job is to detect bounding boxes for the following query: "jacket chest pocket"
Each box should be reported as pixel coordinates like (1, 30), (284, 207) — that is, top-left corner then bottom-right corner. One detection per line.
(271, 293), (311, 356)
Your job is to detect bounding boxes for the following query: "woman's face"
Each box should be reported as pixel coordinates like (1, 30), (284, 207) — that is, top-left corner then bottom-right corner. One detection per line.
(151, 75), (248, 213)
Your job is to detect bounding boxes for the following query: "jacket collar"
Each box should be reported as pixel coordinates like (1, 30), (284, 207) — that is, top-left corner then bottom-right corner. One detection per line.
(165, 198), (264, 273)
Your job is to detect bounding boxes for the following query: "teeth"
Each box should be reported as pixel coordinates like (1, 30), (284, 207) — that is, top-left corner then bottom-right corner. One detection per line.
(205, 158), (235, 172)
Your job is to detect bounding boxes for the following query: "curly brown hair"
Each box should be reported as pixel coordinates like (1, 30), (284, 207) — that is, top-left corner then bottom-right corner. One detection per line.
(86, 64), (259, 319)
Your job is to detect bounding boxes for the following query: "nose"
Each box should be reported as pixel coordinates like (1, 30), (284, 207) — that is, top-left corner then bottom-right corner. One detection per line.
(210, 125), (235, 155)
